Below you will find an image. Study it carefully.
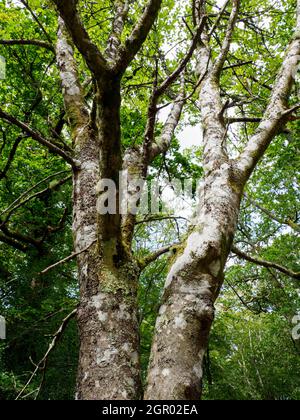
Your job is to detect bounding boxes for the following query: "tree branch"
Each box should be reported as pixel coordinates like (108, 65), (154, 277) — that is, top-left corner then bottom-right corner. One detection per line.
(237, 6), (300, 179)
(0, 109), (77, 168)
(228, 117), (262, 124)
(0, 233), (27, 252)
(155, 17), (207, 97)
(105, 0), (129, 61)
(0, 135), (23, 180)
(212, 0), (240, 79)
(56, 17), (89, 133)
(223, 60), (253, 71)
(113, 0), (162, 74)
(142, 18), (206, 168)
(0, 170), (70, 217)
(149, 77), (186, 161)
(15, 308), (77, 400)
(2, 177), (71, 226)
(208, 0), (230, 39)
(244, 193), (300, 232)
(52, 0), (109, 79)
(139, 243), (179, 270)
(20, 0), (53, 44)
(0, 39), (55, 53)
(0, 223), (40, 249)
(136, 215), (189, 225)
(232, 246), (300, 280)
(40, 240), (96, 276)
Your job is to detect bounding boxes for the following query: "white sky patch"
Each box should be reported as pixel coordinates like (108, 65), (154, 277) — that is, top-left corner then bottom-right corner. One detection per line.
(161, 186), (195, 220)
(217, 0), (227, 6)
(177, 124), (202, 151)
(158, 106), (202, 152)
(9, 0), (23, 6)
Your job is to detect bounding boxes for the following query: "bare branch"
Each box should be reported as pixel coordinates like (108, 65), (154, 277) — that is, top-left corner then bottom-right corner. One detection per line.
(136, 215), (189, 225)
(156, 17), (207, 97)
(113, 0), (162, 74)
(208, 0), (230, 39)
(40, 240), (96, 276)
(223, 60), (253, 71)
(20, 0), (52, 43)
(226, 278), (264, 314)
(2, 177), (71, 226)
(244, 193), (300, 232)
(237, 8), (300, 179)
(227, 113), (300, 126)
(0, 39), (55, 53)
(232, 246), (300, 280)
(228, 117), (262, 124)
(139, 243), (180, 270)
(0, 170), (70, 217)
(52, 0), (109, 79)
(15, 309), (77, 400)
(0, 109), (77, 168)
(212, 0), (241, 79)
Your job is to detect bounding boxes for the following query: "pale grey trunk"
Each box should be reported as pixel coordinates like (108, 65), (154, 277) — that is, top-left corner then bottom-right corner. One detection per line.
(76, 258), (142, 400)
(73, 91), (142, 399)
(145, 162), (243, 400)
(73, 138), (142, 400)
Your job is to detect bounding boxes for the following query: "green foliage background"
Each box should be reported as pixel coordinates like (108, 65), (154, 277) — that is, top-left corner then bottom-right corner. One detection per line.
(0, 0), (299, 400)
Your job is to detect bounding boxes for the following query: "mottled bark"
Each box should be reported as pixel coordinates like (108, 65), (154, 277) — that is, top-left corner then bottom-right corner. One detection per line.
(53, 0), (168, 398)
(75, 238), (142, 400)
(145, 0), (299, 400)
(73, 83), (143, 400)
(105, 1), (130, 61)
(73, 101), (142, 400)
(56, 18), (143, 400)
(145, 162), (244, 400)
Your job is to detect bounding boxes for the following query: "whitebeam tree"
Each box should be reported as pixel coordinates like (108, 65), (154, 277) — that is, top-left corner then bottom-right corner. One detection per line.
(145, 0), (300, 399)
(0, 0), (204, 400)
(0, 0), (299, 401)
(53, 0), (195, 400)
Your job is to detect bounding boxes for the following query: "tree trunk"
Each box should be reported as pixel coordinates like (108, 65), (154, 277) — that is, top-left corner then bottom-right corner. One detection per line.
(73, 82), (142, 400)
(75, 254), (142, 400)
(145, 162), (243, 399)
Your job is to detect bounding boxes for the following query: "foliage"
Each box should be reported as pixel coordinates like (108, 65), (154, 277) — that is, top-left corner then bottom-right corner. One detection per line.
(0, 0), (299, 400)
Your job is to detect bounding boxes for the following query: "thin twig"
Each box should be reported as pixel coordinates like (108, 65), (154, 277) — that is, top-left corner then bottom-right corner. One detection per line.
(15, 309), (77, 400)
(40, 240), (97, 275)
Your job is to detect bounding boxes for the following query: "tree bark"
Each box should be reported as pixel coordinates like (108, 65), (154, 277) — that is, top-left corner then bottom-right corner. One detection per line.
(145, 163), (243, 399)
(56, 18), (142, 400)
(73, 87), (142, 400)
(53, 0), (166, 399)
(145, 0), (300, 400)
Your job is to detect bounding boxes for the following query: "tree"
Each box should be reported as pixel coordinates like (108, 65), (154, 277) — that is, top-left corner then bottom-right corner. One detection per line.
(0, 0), (299, 400)
(145, 0), (300, 399)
